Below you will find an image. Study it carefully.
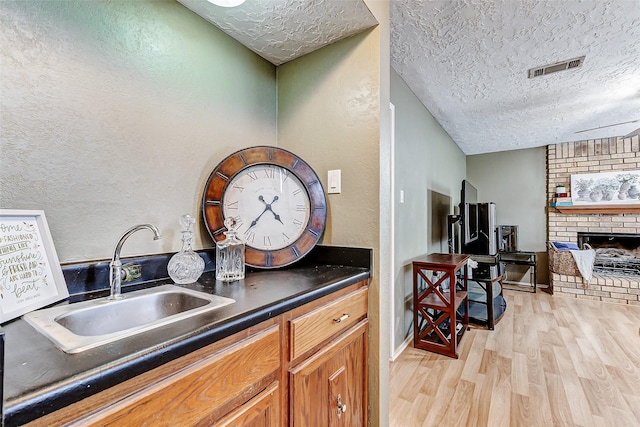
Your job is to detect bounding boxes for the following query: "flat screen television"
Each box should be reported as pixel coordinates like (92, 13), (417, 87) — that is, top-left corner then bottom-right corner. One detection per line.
(461, 180), (479, 244)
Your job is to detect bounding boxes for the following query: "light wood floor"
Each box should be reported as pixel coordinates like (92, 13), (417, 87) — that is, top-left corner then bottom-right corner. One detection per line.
(389, 290), (640, 427)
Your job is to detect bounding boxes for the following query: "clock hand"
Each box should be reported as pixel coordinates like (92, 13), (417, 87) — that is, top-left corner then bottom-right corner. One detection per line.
(272, 213), (284, 225)
(255, 195), (285, 225)
(248, 196), (270, 229)
(268, 196), (285, 225)
(249, 210), (268, 229)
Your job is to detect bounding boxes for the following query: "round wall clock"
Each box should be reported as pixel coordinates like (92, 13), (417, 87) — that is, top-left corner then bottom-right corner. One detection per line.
(202, 146), (327, 269)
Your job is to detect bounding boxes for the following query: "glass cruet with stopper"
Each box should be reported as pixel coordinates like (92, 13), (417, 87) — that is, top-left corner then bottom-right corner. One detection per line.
(168, 214), (205, 284)
(216, 217), (245, 282)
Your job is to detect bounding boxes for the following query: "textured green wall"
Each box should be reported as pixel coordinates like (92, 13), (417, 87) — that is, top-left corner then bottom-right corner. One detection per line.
(390, 67), (467, 353)
(277, 24), (386, 425)
(467, 147), (549, 283)
(277, 31), (380, 250)
(0, 0), (276, 261)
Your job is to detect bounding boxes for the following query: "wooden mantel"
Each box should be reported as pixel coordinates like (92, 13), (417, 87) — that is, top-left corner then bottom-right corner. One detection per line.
(553, 204), (640, 214)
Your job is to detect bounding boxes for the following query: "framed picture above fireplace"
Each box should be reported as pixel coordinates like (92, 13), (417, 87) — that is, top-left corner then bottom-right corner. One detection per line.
(571, 170), (640, 205)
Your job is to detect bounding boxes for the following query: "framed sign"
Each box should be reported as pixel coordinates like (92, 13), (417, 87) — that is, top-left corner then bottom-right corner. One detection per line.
(1, 210), (69, 324)
(571, 170), (640, 205)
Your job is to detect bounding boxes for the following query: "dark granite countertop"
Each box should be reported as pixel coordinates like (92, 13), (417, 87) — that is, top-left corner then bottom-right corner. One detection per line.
(2, 246), (371, 426)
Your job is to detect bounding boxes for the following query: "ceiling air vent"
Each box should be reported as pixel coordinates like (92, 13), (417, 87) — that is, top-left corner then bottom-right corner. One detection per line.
(528, 56), (585, 78)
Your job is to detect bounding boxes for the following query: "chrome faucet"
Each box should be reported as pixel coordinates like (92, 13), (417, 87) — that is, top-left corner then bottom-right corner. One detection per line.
(109, 224), (162, 300)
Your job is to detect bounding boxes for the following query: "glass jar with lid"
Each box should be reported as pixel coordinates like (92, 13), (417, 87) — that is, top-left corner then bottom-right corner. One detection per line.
(216, 217), (245, 282)
(168, 214), (205, 284)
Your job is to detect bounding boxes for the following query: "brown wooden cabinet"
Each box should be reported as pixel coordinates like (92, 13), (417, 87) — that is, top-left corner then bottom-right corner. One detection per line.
(288, 286), (369, 427)
(412, 253), (469, 359)
(26, 281), (368, 427)
(289, 321), (368, 427)
(39, 324), (281, 427)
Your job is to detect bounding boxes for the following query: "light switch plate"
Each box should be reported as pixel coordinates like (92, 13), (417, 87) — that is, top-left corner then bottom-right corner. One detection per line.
(328, 169), (341, 194)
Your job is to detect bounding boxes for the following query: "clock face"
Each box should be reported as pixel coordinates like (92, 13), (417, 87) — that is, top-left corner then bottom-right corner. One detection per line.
(202, 146), (327, 269)
(222, 164), (311, 251)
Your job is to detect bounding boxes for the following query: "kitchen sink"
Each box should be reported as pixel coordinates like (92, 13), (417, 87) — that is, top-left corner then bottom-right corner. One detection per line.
(23, 285), (235, 354)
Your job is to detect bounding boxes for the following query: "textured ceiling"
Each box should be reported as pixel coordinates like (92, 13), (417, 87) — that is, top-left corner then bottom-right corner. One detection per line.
(177, 0), (378, 66)
(392, 0), (640, 154)
(178, 0), (640, 155)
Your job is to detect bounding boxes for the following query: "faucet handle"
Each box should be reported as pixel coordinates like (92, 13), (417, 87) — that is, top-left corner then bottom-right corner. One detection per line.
(121, 263), (142, 282)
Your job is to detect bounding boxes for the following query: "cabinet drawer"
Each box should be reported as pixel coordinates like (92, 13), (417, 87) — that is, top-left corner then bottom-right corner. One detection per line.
(290, 287), (367, 360)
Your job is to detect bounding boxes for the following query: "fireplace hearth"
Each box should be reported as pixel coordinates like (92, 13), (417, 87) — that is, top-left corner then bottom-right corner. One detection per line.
(578, 232), (640, 277)
(548, 137), (640, 304)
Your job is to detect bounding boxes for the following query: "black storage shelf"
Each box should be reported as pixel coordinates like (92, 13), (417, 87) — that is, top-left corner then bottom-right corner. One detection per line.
(499, 251), (537, 293)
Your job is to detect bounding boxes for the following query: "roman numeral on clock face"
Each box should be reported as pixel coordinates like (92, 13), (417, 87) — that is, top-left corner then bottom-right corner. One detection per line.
(244, 230), (255, 243)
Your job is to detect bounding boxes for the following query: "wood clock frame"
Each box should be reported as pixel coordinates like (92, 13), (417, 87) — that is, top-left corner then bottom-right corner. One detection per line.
(202, 146), (327, 269)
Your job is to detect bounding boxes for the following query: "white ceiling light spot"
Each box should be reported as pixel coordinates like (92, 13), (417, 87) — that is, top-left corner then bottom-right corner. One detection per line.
(207, 0), (245, 7)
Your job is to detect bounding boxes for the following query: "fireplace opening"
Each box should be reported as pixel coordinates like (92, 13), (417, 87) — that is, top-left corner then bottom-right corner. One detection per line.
(577, 232), (640, 276)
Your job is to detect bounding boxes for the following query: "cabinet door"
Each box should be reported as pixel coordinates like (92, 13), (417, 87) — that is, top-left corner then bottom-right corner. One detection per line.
(70, 325), (280, 427)
(216, 381), (280, 427)
(290, 320), (368, 427)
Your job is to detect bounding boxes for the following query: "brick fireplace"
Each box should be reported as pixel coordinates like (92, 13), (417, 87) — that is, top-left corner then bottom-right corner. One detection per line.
(547, 136), (640, 305)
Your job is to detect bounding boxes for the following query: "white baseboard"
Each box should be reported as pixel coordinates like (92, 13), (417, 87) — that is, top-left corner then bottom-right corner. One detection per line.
(389, 335), (412, 362)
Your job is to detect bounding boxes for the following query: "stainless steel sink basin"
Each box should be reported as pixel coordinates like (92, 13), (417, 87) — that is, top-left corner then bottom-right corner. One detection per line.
(23, 285), (235, 354)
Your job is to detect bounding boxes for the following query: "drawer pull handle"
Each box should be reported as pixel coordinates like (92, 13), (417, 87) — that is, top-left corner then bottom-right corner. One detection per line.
(333, 313), (349, 323)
